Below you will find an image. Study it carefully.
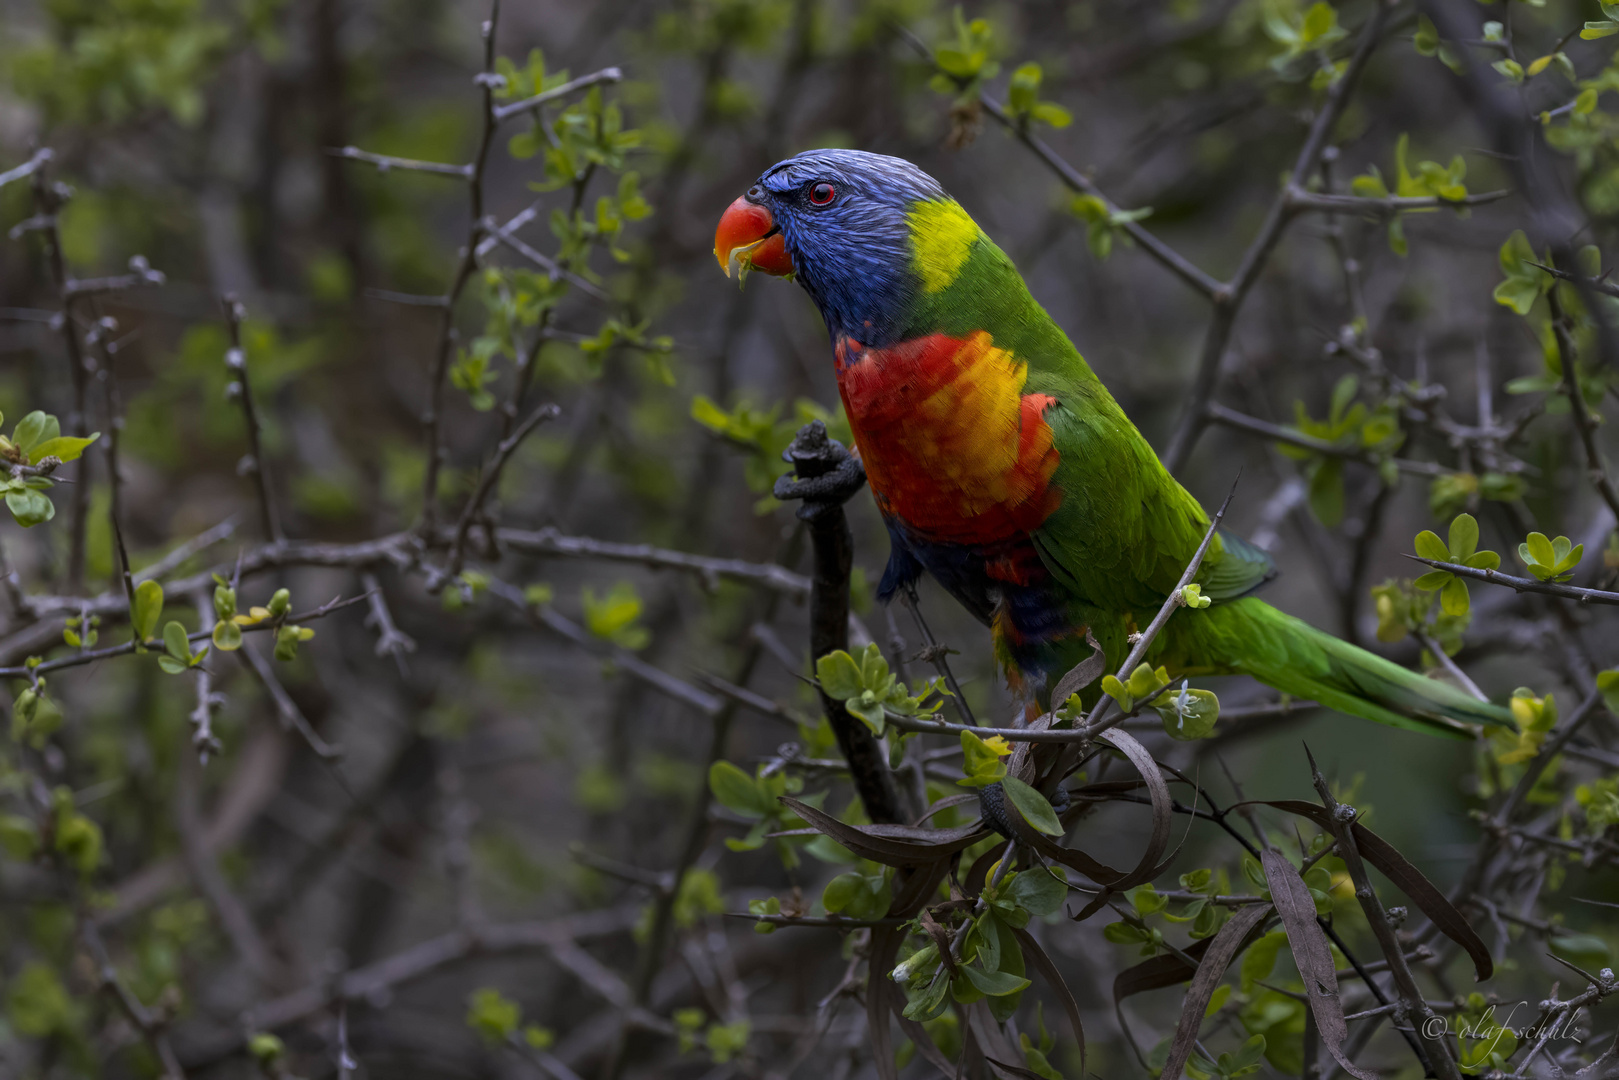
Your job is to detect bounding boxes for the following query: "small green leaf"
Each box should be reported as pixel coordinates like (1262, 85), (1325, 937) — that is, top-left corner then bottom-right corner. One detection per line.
(1414, 530), (1451, 562)
(163, 621), (191, 661)
(5, 489), (53, 528)
(132, 581), (164, 642)
(1448, 513), (1479, 560)
(211, 620), (243, 652)
(960, 963), (1031, 997)
(815, 651), (864, 699)
(709, 761), (765, 818)
(1008, 867), (1067, 916)
(28, 433), (99, 465)
(1001, 776), (1063, 836)
(1440, 576), (1471, 617)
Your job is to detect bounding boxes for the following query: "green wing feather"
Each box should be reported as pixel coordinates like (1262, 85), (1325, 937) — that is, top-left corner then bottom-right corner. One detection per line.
(905, 223), (1512, 734)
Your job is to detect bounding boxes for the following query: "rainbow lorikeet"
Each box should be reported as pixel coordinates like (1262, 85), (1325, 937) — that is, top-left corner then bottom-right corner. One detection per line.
(714, 149), (1510, 735)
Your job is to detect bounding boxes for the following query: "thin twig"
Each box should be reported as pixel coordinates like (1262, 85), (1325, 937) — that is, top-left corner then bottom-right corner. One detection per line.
(1080, 475), (1239, 738)
(445, 402), (560, 579)
(491, 66), (625, 123)
(327, 145), (473, 178)
(222, 296), (285, 543)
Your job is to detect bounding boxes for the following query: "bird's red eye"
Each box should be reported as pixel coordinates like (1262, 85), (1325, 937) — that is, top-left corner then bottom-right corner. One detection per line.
(808, 182), (836, 206)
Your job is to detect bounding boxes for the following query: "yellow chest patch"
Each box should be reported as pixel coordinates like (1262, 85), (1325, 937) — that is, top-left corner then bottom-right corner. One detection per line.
(908, 199), (979, 293)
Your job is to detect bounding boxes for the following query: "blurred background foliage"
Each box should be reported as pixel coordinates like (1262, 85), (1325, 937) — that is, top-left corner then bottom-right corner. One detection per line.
(1, 0), (1618, 1076)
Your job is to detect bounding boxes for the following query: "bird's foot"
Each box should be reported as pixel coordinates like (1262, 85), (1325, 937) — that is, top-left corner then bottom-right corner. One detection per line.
(773, 419), (867, 521)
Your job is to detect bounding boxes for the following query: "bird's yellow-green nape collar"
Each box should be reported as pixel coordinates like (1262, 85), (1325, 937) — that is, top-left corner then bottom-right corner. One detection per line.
(908, 199), (980, 294)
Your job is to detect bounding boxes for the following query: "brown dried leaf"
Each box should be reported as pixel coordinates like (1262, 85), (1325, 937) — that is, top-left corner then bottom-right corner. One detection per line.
(1012, 926), (1086, 1076)
(1160, 901), (1274, 1080)
(779, 796), (989, 867)
(1260, 849), (1374, 1080)
(867, 924), (905, 1080)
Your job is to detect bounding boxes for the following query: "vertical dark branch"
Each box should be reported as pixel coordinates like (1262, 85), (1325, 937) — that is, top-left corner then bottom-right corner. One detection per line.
(776, 421), (902, 825)
(418, 0), (502, 532)
(88, 320), (137, 615)
(29, 157), (92, 586)
(222, 296), (284, 544)
(1547, 283), (1619, 523)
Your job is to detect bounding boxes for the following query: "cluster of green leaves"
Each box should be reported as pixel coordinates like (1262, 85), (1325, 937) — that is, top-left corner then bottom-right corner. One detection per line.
(453, 268), (570, 410)
(1451, 992), (1519, 1072)
(1427, 470), (1526, 521)
(1262, 0), (1346, 85)
(1518, 531), (1583, 582)
(1494, 240), (1619, 412)
(10, 678), (64, 749)
(1575, 773), (1619, 834)
(8, 0), (235, 126)
(929, 8), (1000, 103)
(1282, 376), (1402, 526)
(1493, 230), (1555, 316)
(708, 759), (812, 867)
(815, 643), (949, 735)
(1350, 134), (1470, 255)
(1067, 195), (1153, 261)
(893, 863), (1066, 1025)
(0, 411), (99, 528)
(1371, 578), (1470, 659)
(129, 577), (310, 671)
(464, 987), (555, 1052)
(690, 395), (850, 509)
(1583, 2), (1619, 40)
(1412, 513), (1498, 617)
(0, 785), (103, 879)
(1004, 62), (1071, 130)
(1491, 688), (1557, 766)
(673, 1007), (751, 1064)
(1104, 871), (1235, 954)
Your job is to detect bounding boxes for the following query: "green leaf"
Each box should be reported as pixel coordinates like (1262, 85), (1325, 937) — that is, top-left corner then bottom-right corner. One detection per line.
(163, 621), (191, 661)
(27, 433), (99, 465)
(1413, 569), (1454, 591)
(5, 489), (53, 528)
(1414, 530), (1451, 562)
(157, 655), (188, 675)
(1001, 776), (1062, 836)
(960, 963), (1031, 998)
(1440, 576), (1471, 617)
(11, 411), (54, 454)
(132, 580), (164, 642)
(959, 730), (1011, 787)
(466, 987), (521, 1044)
(1448, 513), (1479, 560)
(211, 620), (243, 652)
(816, 651), (864, 699)
(708, 761), (764, 817)
(1008, 867), (1067, 916)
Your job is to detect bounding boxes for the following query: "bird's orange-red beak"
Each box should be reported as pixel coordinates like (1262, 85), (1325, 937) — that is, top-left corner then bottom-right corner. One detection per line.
(714, 195), (794, 279)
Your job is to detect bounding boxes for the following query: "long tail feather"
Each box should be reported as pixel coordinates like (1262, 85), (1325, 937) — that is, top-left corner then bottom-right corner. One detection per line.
(1159, 598), (1514, 737)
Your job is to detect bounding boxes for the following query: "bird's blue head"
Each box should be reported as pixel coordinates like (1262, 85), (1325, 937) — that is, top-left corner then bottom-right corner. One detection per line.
(714, 149), (950, 347)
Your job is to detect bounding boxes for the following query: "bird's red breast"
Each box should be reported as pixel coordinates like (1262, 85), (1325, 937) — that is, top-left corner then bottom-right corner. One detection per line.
(834, 331), (1062, 548)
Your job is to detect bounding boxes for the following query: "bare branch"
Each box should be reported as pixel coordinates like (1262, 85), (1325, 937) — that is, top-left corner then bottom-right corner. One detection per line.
(326, 145), (473, 178)
(491, 66), (625, 123)
(222, 296), (285, 543)
(445, 402), (561, 580)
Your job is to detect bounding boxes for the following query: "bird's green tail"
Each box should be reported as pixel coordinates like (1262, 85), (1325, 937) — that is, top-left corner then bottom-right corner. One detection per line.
(1156, 597), (1514, 737)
